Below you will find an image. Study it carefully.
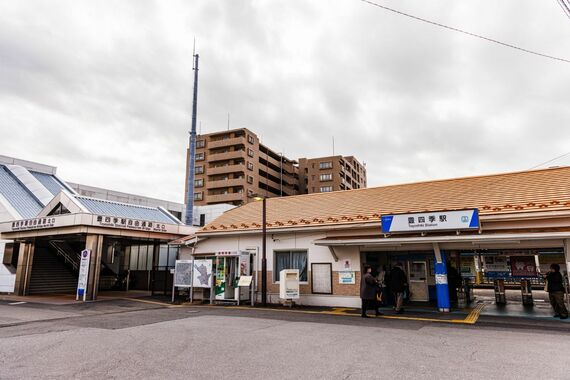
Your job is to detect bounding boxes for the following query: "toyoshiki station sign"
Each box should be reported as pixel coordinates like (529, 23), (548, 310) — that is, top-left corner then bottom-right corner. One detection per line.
(381, 209), (479, 233)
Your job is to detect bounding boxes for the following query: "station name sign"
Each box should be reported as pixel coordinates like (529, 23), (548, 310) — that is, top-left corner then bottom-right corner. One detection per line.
(96, 215), (168, 232)
(11, 217), (56, 231)
(381, 209), (479, 233)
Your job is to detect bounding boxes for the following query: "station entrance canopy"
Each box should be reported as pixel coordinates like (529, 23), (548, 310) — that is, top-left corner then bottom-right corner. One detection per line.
(0, 190), (194, 299)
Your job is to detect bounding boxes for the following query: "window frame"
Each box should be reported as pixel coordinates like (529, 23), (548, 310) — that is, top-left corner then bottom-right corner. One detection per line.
(320, 186), (333, 192)
(319, 173), (333, 181)
(194, 178), (204, 188)
(272, 249), (308, 283)
(319, 161), (333, 169)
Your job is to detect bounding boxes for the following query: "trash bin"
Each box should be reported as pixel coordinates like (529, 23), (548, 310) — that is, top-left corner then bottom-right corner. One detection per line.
(493, 279), (506, 304)
(520, 279), (533, 306)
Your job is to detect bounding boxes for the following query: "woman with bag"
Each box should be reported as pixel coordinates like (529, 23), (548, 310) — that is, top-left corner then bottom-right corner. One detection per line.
(360, 265), (381, 318)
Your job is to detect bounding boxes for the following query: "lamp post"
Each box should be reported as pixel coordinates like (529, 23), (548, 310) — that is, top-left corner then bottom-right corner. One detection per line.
(250, 194), (268, 307)
(261, 197), (267, 306)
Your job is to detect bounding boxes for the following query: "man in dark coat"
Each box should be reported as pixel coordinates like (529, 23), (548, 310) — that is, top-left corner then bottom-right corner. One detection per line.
(360, 265), (380, 318)
(389, 264), (408, 314)
(546, 264), (568, 319)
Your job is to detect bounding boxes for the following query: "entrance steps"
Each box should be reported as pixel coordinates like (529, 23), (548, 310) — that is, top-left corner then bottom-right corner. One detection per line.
(29, 248), (78, 294)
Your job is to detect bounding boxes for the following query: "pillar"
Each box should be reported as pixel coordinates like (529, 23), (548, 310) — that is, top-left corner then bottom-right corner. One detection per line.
(433, 243), (451, 312)
(14, 242), (34, 296)
(564, 239), (570, 276)
(85, 235), (103, 301)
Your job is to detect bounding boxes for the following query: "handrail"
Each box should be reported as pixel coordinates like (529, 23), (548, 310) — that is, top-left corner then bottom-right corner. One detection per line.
(49, 241), (79, 272)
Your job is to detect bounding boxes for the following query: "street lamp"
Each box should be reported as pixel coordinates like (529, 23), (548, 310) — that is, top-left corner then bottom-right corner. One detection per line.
(250, 194), (267, 306)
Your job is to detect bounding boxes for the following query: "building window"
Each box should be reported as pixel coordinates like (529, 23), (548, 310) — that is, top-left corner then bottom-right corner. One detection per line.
(319, 173), (332, 181)
(274, 250), (308, 282)
(247, 162), (254, 171)
(195, 165), (204, 174)
(247, 189), (254, 196)
(247, 148), (254, 158)
(247, 135), (254, 144)
(195, 152), (205, 161)
(247, 175), (253, 184)
(319, 161), (333, 169)
(194, 178), (204, 187)
(196, 140), (205, 148)
(194, 192), (203, 201)
(320, 186), (333, 192)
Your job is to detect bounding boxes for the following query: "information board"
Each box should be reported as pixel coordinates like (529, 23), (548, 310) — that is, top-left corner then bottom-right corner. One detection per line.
(338, 271), (356, 284)
(192, 259), (213, 288)
(311, 263), (332, 294)
(174, 260), (193, 288)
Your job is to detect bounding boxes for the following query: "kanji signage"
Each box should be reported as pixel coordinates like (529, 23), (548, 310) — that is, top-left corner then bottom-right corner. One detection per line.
(381, 209), (479, 233)
(95, 215), (168, 232)
(11, 217), (56, 231)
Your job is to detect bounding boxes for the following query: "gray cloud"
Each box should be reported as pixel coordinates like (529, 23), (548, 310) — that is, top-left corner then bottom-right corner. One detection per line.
(1, 0), (569, 203)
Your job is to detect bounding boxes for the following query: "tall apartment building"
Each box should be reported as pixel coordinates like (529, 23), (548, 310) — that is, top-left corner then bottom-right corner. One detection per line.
(186, 128), (299, 206)
(298, 155), (367, 194)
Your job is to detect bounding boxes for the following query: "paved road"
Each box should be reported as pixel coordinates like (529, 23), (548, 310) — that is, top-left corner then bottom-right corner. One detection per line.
(0, 299), (569, 379)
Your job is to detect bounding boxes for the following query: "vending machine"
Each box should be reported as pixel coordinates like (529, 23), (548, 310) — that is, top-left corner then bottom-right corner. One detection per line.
(214, 251), (252, 303)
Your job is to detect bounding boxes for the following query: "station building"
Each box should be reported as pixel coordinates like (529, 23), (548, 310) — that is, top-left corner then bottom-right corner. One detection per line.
(181, 166), (570, 309)
(0, 155), (231, 298)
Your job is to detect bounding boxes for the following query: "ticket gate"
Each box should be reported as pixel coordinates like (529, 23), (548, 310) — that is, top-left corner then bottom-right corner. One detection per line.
(520, 279), (534, 306)
(493, 279), (506, 304)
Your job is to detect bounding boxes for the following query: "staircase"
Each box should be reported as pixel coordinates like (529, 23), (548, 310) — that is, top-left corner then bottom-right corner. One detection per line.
(29, 247), (78, 294)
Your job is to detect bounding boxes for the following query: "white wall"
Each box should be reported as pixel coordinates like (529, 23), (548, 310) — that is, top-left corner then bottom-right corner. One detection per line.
(0, 241), (16, 293)
(183, 231), (362, 307)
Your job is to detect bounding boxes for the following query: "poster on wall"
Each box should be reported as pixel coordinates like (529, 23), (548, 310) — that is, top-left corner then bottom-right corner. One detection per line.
(338, 271), (356, 284)
(510, 256), (538, 277)
(460, 256), (476, 277)
(483, 256), (510, 278)
(538, 254), (567, 274)
(311, 263), (332, 294)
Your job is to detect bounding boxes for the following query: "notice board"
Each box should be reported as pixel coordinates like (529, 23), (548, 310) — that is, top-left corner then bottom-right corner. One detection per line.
(311, 263), (332, 294)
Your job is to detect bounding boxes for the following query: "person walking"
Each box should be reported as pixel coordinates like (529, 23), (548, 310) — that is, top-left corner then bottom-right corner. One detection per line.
(360, 265), (380, 318)
(390, 264), (408, 314)
(546, 264), (568, 319)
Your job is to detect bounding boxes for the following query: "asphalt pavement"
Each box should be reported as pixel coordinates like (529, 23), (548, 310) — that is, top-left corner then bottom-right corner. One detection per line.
(1, 298), (570, 379)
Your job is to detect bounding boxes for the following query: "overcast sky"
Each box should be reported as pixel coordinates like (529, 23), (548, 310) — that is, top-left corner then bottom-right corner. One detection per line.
(1, 0), (569, 203)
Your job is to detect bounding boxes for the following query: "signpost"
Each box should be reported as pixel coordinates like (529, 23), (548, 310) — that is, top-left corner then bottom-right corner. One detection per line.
(76, 249), (91, 301)
(381, 209), (479, 233)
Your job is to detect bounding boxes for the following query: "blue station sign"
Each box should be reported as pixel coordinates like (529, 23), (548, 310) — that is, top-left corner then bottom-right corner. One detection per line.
(381, 209), (479, 234)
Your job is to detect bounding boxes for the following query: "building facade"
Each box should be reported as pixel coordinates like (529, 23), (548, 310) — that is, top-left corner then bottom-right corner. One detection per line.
(179, 167), (570, 310)
(186, 128), (368, 206)
(298, 155), (367, 194)
(187, 128), (299, 206)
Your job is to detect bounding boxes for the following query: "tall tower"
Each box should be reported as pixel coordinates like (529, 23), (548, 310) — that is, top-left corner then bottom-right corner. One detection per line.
(185, 51), (199, 225)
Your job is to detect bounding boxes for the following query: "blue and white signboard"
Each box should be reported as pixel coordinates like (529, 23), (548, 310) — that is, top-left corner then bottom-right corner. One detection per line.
(381, 209), (479, 233)
(76, 249), (91, 301)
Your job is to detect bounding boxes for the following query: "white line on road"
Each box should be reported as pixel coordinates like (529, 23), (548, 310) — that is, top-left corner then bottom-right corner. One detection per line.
(8, 302), (27, 305)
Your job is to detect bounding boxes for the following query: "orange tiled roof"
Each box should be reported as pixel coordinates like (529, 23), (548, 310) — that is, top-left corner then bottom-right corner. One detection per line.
(199, 166), (570, 233)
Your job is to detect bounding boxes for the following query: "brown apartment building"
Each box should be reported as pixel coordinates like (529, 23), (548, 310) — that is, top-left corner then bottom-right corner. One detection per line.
(298, 155), (367, 194)
(185, 128), (368, 206)
(186, 128), (299, 206)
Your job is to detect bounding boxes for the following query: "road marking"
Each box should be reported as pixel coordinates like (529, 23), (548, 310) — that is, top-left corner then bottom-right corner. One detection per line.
(464, 303), (485, 324)
(8, 301), (27, 305)
(121, 298), (187, 308)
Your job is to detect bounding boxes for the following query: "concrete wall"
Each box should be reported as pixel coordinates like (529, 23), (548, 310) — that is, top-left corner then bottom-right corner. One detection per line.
(182, 231), (362, 307)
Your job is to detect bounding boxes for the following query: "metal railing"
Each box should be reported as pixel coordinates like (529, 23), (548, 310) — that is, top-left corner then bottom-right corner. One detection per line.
(49, 240), (79, 272)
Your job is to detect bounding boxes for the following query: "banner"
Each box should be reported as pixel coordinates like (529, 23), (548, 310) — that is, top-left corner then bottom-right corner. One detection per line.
(510, 256), (537, 277)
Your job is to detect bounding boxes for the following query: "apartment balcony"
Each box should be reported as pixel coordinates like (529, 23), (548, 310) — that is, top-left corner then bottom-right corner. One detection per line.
(208, 164), (246, 176)
(206, 178), (245, 190)
(208, 137), (246, 150)
(207, 150), (246, 163)
(206, 192), (245, 203)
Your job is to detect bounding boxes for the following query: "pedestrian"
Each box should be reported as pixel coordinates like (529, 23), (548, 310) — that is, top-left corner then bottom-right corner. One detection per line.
(377, 265), (388, 306)
(446, 263), (461, 305)
(360, 265), (380, 318)
(545, 264), (568, 319)
(390, 264), (408, 314)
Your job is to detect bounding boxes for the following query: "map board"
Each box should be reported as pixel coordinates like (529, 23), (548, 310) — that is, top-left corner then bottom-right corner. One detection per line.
(192, 259), (213, 288)
(311, 263), (332, 294)
(174, 260), (193, 287)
